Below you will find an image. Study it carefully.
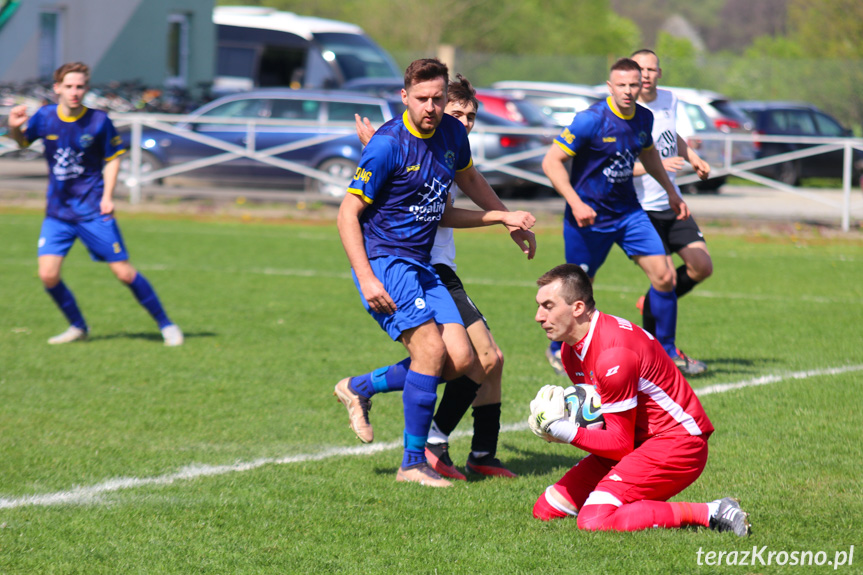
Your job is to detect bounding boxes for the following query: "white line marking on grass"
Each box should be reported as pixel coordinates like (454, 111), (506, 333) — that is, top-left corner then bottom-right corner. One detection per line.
(2, 364), (862, 510)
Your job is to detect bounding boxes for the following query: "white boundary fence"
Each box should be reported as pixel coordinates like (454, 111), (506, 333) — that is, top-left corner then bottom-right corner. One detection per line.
(3, 112), (863, 231)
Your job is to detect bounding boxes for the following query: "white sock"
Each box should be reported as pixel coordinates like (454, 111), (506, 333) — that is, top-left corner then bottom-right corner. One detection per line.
(426, 421), (448, 445)
(707, 500), (720, 518)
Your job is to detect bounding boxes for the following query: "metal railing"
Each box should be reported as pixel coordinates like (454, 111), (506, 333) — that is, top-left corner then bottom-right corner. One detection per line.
(3, 111), (862, 231)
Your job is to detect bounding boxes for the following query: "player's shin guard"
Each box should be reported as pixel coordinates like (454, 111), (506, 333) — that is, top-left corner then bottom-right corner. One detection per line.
(46, 281), (87, 330)
(349, 358), (410, 398)
(401, 371), (441, 468)
(648, 285), (678, 356)
(127, 273), (171, 328)
(432, 376), (481, 437)
(471, 403), (501, 457)
(675, 264), (699, 298)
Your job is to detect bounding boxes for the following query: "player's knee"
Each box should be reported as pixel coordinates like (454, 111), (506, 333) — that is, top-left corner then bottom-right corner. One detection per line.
(691, 259), (713, 282)
(110, 263), (137, 284)
(477, 346), (503, 379)
(576, 504), (615, 531)
(39, 269), (61, 288)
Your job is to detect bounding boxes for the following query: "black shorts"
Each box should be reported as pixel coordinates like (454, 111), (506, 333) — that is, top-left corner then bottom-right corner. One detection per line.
(433, 263), (488, 330)
(646, 209), (706, 255)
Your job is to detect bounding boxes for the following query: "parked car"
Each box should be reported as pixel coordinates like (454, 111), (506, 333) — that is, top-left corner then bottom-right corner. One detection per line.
(339, 76), (403, 99)
(120, 89), (400, 196)
(735, 101), (863, 186)
(490, 81), (603, 126)
(663, 87), (756, 166)
(474, 89), (557, 129)
(121, 88), (548, 197)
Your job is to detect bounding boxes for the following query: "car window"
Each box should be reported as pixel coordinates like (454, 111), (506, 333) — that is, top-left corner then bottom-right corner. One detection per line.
(270, 98), (321, 120)
(813, 112), (845, 137)
(328, 101), (386, 123)
(680, 101), (712, 132)
(784, 110), (818, 135)
(196, 99), (267, 130)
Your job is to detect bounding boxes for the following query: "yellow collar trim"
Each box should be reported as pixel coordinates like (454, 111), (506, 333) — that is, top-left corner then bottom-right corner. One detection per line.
(607, 97), (635, 120)
(57, 106), (88, 123)
(403, 110), (435, 139)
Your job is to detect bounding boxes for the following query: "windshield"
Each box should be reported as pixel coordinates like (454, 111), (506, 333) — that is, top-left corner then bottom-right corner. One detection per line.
(314, 32), (399, 81)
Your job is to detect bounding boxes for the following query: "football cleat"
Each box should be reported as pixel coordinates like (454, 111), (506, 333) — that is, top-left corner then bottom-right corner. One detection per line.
(396, 462), (452, 488)
(636, 295), (645, 314)
(671, 349), (707, 375)
(333, 377), (373, 443)
(466, 453), (518, 478)
(161, 324), (184, 347)
(709, 497), (751, 537)
(424, 443), (466, 480)
(545, 347), (566, 376)
(48, 325), (88, 345)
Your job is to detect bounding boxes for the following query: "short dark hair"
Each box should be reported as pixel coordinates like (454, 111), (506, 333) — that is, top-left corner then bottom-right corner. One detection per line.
(54, 62), (90, 85)
(447, 74), (479, 112)
(537, 264), (595, 309)
(403, 58), (449, 91)
(631, 49), (660, 66)
(610, 57), (641, 75)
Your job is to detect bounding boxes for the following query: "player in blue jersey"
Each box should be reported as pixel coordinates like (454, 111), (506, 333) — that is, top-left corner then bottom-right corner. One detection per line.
(542, 57), (689, 374)
(7, 62), (183, 346)
(352, 74), (534, 480)
(335, 59), (535, 487)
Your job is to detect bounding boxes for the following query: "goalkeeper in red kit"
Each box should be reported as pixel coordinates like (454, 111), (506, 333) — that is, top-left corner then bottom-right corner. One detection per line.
(529, 263), (750, 536)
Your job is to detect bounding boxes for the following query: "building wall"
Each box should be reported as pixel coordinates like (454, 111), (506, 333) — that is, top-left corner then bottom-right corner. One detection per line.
(0, 0), (213, 93)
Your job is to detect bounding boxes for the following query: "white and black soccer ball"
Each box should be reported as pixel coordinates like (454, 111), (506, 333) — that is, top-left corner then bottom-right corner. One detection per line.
(564, 384), (605, 430)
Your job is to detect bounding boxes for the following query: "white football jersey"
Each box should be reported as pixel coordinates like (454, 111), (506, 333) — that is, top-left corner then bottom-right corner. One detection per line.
(430, 184), (458, 270)
(633, 89), (682, 212)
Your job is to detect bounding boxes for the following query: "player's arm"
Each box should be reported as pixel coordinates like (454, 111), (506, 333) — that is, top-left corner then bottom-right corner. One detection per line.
(337, 192), (396, 315)
(454, 165), (536, 259)
(639, 146), (690, 220)
(6, 105), (31, 148)
(632, 154), (686, 177)
(677, 134), (710, 180)
(439, 201), (535, 230)
(101, 157), (121, 215)
(543, 139), (596, 227)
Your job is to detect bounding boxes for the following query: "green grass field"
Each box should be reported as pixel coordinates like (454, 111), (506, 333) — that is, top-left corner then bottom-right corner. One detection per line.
(1, 209), (861, 574)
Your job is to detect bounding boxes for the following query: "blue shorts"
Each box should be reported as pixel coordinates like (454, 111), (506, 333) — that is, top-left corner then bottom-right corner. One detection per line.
(353, 256), (463, 341)
(564, 209), (665, 277)
(38, 215), (130, 262)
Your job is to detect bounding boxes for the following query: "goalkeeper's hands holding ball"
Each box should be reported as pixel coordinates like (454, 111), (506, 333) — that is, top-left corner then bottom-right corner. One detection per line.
(528, 385), (580, 444)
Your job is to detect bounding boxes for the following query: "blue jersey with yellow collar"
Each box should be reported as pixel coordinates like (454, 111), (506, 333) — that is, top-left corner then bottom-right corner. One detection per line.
(25, 105), (125, 222)
(555, 97), (654, 227)
(347, 111), (472, 263)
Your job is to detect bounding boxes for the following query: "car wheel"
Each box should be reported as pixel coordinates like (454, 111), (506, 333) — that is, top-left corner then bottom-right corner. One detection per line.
(776, 161), (800, 186)
(119, 151), (163, 185)
(308, 157), (357, 197)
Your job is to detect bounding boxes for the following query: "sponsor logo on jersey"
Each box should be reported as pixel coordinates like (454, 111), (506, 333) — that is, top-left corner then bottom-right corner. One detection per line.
(46, 134), (58, 140)
(603, 136), (617, 143)
(609, 474), (622, 482)
(52, 148), (85, 181)
(406, 164), (420, 172)
(353, 167), (372, 184)
(79, 134), (94, 149)
(410, 175), (449, 222)
(605, 365), (620, 377)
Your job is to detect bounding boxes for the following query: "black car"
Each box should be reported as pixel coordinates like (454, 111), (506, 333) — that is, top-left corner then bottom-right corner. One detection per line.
(736, 101), (862, 186)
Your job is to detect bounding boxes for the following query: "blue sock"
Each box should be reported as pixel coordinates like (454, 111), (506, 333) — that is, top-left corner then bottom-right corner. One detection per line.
(349, 357), (410, 398)
(46, 281), (87, 331)
(127, 273), (171, 328)
(549, 340), (562, 354)
(401, 370), (441, 468)
(649, 285), (678, 356)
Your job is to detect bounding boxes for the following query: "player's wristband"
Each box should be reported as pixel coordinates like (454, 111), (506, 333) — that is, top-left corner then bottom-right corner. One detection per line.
(547, 419), (579, 444)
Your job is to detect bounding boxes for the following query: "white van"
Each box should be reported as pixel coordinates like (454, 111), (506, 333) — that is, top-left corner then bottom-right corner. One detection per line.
(214, 6), (400, 94)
